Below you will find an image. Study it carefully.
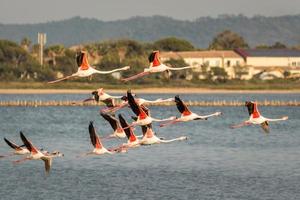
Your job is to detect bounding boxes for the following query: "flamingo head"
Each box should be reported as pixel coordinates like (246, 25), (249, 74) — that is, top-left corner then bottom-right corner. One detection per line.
(97, 88), (104, 95)
(91, 91), (99, 102)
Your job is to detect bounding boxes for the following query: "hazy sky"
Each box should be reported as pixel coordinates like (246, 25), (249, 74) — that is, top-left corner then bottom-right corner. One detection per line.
(1, 0), (300, 24)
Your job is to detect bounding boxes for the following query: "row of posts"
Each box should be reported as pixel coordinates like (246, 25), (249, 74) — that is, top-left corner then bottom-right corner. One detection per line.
(0, 100), (299, 107)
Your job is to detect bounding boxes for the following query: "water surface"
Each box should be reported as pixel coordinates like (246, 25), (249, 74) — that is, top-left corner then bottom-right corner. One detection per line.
(0, 93), (299, 200)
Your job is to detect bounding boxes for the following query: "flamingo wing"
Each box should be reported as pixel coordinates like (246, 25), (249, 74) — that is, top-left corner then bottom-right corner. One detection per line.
(118, 114), (137, 142)
(100, 113), (118, 131)
(102, 98), (115, 107)
(4, 138), (23, 150)
(175, 95), (192, 115)
(118, 114), (131, 139)
(91, 91), (99, 102)
(260, 121), (270, 133)
(41, 156), (52, 174)
(88, 122), (102, 149)
(245, 101), (254, 116)
(19, 132), (39, 154)
(127, 90), (141, 116)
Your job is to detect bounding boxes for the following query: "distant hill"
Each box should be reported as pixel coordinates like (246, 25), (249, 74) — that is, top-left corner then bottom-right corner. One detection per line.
(0, 15), (300, 48)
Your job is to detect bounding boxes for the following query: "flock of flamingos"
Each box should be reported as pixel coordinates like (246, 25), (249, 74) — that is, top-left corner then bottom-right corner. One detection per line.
(1, 51), (289, 174)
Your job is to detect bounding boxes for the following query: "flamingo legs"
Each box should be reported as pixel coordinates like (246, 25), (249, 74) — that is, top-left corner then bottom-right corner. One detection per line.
(121, 71), (150, 82)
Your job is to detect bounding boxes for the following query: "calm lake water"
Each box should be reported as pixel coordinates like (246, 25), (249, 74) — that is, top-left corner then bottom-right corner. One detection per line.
(0, 93), (299, 200)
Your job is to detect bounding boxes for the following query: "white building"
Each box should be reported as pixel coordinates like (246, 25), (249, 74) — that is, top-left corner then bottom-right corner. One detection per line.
(160, 50), (245, 79)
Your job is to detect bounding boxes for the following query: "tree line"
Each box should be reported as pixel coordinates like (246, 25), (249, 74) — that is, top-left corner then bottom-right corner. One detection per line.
(0, 30), (298, 84)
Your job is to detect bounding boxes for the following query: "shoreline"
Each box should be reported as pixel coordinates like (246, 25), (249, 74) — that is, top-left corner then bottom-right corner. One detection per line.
(0, 88), (300, 94)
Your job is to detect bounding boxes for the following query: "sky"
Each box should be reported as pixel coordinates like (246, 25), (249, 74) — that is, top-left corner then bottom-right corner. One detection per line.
(1, 0), (300, 24)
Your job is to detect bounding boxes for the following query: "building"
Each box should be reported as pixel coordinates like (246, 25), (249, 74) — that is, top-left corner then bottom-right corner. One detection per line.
(160, 49), (300, 80)
(234, 49), (300, 80)
(160, 50), (245, 79)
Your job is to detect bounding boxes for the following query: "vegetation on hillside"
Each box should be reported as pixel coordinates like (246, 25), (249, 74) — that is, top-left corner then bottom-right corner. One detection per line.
(1, 15), (300, 47)
(0, 32), (299, 88)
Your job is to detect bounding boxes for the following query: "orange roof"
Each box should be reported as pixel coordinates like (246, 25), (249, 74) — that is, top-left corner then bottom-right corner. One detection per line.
(160, 50), (242, 59)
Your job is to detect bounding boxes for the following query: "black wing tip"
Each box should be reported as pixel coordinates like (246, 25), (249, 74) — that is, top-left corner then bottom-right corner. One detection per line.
(3, 137), (11, 145)
(19, 131), (25, 138)
(89, 121), (94, 127)
(118, 114), (124, 120)
(118, 114), (127, 128)
(175, 95), (181, 102)
(131, 116), (138, 121)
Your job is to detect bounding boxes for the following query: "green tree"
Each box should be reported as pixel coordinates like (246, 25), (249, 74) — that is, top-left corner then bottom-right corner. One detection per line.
(270, 42), (287, 49)
(256, 42), (287, 49)
(153, 37), (195, 51)
(233, 65), (249, 79)
(210, 67), (228, 81)
(209, 30), (249, 50)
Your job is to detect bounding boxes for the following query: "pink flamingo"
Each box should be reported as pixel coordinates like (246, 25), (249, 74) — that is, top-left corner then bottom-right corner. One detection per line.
(230, 101), (288, 133)
(48, 51), (130, 83)
(122, 50), (194, 82)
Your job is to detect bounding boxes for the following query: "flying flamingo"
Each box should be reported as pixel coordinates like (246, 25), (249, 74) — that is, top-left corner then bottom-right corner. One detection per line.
(125, 90), (176, 128)
(13, 132), (64, 174)
(139, 125), (188, 145)
(83, 88), (123, 108)
(160, 95), (222, 127)
(116, 114), (187, 147)
(121, 50), (194, 82)
(100, 113), (126, 138)
(48, 51), (130, 83)
(0, 138), (29, 158)
(230, 101), (288, 133)
(103, 94), (174, 113)
(79, 122), (126, 156)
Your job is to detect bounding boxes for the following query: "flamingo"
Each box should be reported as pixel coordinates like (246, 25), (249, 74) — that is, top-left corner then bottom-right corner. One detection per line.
(13, 132), (64, 174)
(139, 125), (188, 145)
(160, 95), (222, 127)
(230, 101), (288, 133)
(121, 50), (194, 82)
(83, 88), (122, 107)
(103, 94), (174, 113)
(100, 113), (126, 138)
(116, 114), (187, 147)
(48, 51), (130, 83)
(79, 122), (126, 156)
(0, 138), (29, 158)
(125, 90), (176, 128)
